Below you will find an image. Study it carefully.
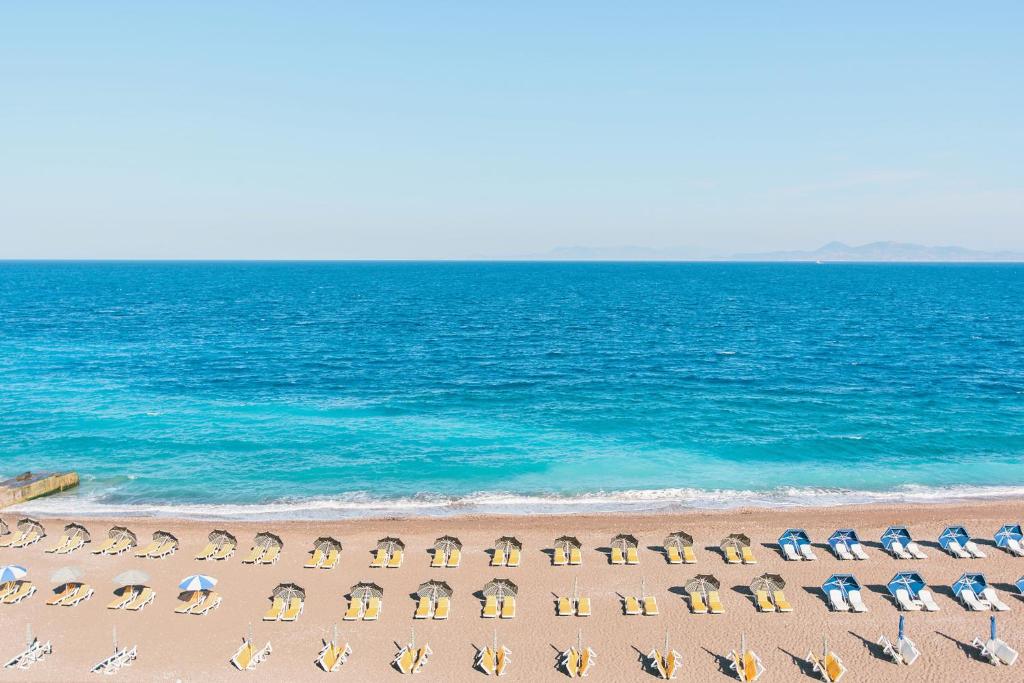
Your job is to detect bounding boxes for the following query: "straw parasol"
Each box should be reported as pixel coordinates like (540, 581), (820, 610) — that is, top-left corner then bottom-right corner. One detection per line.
(749, 573), (786, 593)
(209, 529), (237, 545)
(113, 569), (150, 587)
(433, 536), (462, 552)
(271, 583), (305, 601)
(494, 536), (521, 553)
(719, 533), (751, 551)
(254, 532), (283, 549)
(683, 574), (720, 598)
(663, 532), (693, 551)
(376, 537), (405, 552)
(0, 519), (8, 536)
(153, 530), (178, 545)
(108, 526), (137, 545)
(50, 566), (85, 586)
(17, 518), (45, 535)
(314, 536), (343, 553)
(416, 580), (453, 600)
(554, 536), (582, 552)
(63, 523), (91, 543)
(349, 582), (384, 600)
(611, 534), (639, 550)
(483, 578), (518, 599)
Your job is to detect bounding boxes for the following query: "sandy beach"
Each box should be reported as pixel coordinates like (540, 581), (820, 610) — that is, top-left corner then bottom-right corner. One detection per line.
(0, 500), (1022, 681)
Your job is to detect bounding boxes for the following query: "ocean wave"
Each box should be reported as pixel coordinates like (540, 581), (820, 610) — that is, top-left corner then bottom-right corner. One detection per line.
(11, 483), (1024, 521)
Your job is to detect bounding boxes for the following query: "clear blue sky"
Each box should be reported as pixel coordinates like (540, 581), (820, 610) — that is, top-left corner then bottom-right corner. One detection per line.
(2, 3), (1021, 258)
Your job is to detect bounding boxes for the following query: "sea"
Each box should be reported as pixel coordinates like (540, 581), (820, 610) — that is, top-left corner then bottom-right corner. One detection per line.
(1, 261), (1022, 519)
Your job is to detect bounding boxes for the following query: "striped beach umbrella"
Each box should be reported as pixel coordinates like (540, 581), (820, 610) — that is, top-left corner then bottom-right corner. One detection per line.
(179, 574), (218, 591)
(0, 565), (28, 582)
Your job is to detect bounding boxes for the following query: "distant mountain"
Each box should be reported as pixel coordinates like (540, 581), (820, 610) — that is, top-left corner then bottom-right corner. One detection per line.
(730, 241), (1024, 262)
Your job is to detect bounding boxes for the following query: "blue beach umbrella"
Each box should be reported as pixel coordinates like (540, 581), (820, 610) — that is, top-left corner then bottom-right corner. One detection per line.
(951, 572), (988, 599)
(822, 573), (861, 598)
(887, 571), (926, 600)
(881, 526), (913, 552)
(938, 526), (970, 552)
(994, 524), (1023, 549)
(828, 529), (859, 552)
(779, 529), (812, 549)
(179, 574), (218, 591)
(0, 565), (27, 583)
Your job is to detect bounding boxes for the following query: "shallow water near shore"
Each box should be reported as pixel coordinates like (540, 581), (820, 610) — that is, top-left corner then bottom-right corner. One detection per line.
(2, 261), (1023, 518)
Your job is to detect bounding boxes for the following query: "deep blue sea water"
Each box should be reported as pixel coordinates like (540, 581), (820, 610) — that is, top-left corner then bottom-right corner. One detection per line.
(1, 262), (1022, 518)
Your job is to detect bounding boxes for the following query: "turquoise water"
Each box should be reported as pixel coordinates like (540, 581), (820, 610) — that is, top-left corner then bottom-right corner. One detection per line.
(1, 262), (1022, 518)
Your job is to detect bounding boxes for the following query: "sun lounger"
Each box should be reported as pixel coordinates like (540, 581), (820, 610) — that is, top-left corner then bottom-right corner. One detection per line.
(610, 547), (625, 565)
(849, 542), (869, 560)
(0, 532), (21, 548)
(211, 542), (236, 560)
(773, 590), (793, 612)
(281, 596), (303, 621)
(395, 646), (415, 674)
(482, 595), (499, 618)
(263, 596), (285, 621)
(12, 531), (41, 548)
(553, 547), (567, 566)
(47, 584), (77, 606)
(918, 588), (940, 612)
(363, 596), (381, 621)
(431, 548), (445, 568)
(807, 650), (846, 682)
(947, 540), (971, 559)
(667, 546), (683, 564)
(370, 548), (388, 568)
(755, 590), (775, 612)
(577, 596), (591, 616)
(149, 539), (176, 558)
(318, 641), (351, 672)
(322, 547), (340, 569)
(4, 637), (52, 670)
(108, 587), (137, 610)
(508, 547), (521, 567)
(241, 545), (264, 564)
(724, 546), (741, 564)
(1, 582), (35, 605)
(728, 649), (765, 681)
(387, 548), (403, 568)
(413, 644), (432, 674)
(828, 589), (849, 612)
(305, 548), (325, 569)
(1007, 538), (1024, 557)
(134, 540), (161, 557)
(558, 596), (573, 616)
(906, 542), (927, 560)
(492, 548), (507, 567)
(894, 588), (921, 611)
(231, 640), (272, 671)
(193, 591), (222, 615)
(260, 545), (280, 565)
(107, 537), (134, 555)
(961, 589), (990, 611)
(781, 543), (801, 561)
(973, 637), (1019, 666)
(643, 595), (659, 615)
(570, 547), (583, 565)
(175, 591), (203, 614)
(561, 648), (579, 677)
(500, 596), (516, 618)
(626, 547), (640, 565)
(708, 591), (725, 614)
(624, 595), (642, 615)
(0, 582), (15, 601)
(125, 587), (155, 611)
(495, 646), (510, 676)
(414, 596), (432, 619)
(982, 587), (1011, 611)
(878, 635), (919, 665)
(90, 645), (138, 675)
(579, 647), (594, 676)
(59, 535), (86, 554)
(689, 591), (708, 614)
(63, 583), (93, 607)
(799, 544), (818, 560)
(832, 542), (853, 560)
(888, 541), (911, 560)
(741, 547), (757, 564)
(343, 597), (363, 620)
(446, 548), (461, 568)
(46, 535), (71, 554)
(194, 542), (216, 560)
(92, 537), (117, 555)
(848, 589), (868, 612)
(964, 541), (986, 558)
(434, 596), (450, 620)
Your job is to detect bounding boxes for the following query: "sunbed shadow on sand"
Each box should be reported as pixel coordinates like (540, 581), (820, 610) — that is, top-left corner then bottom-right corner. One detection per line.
(779, 647), (817, 678)
(932, 585), (958, 603)
(701, 647), (737, 679)
(848, 631), (892, 663)
(916, 539), (943, 552)
(631, 645), (662, 678)
(861, 540), (887, 552)
(729, 584), (752, 607)
(935, 631), (987, 662)
(865, 584), (895, 607)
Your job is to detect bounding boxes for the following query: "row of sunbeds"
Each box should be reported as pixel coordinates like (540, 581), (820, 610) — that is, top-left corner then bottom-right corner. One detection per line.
(343, 595), (383, 621)
(107, 585), (156, 612)
(174, 590), (222, 616)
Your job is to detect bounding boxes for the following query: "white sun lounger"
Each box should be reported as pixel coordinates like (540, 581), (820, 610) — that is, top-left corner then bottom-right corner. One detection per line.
(878, 635), (920, 666)
(4, 639), (52, 670)
(947, 541), (971, 559)
(906, 542), (927, 559)
(848, 590), (868, 613)
(894, 589), (921, 611)
(828, 589), (849, 612)
(781, 543), (801, 561)
(964, 541), (986, 558)
(889, 541), (912, 560)
(961, 590), (990, 611)
(832, 542), (853, 560)
(1007, 538), (1024, 557)
(973, 637), (1019, 666)
(849, 542), (869, 560)
(799, 544), (817, 561)
(982, 588), (1011, 612)
(917, 589), (940, 611)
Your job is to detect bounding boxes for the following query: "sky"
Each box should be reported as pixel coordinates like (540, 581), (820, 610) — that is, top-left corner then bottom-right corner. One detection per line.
(1, 3), (1022, 259)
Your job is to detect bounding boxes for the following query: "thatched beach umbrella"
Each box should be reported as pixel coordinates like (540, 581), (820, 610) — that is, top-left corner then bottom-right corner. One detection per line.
(611, 534), (639, 550)
(494, 536), (522, 553)
(749, 573), (786, 594)
(483, 578), (519, 599)
(683, 574), (720, 598)
(376, 537), (405, 552)
(434, 536), (462, 552)
(663, 532), (693, 551)
(416, 580), (453, 600)
(554, 536), (582, 552)
(17, 518), (45, 536)
(254, 532), (283, 549)
(64, 523), (91, 543)
(153, 530), (178, 546)
(271, 583), (305, 601)
(209, 529), (237, 545)
(349, 582), (384, 600)
(719, 533), (751, 551)
(50, 565), (85, 586)
(0, 519), (8, 536)
(314, 536), (342, 553)
(108, 526), (137, 545)
(113, 569), (150, 588)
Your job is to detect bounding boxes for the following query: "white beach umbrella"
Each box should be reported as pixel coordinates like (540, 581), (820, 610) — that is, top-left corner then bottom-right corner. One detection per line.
(179, 574), (218, 591)
(113, 569), (150, 587)
(0, 565), (28, 582)
(51, 566), (85, 585)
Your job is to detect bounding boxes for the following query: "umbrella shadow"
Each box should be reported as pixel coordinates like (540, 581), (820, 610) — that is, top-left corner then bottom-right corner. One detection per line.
(701, 647), (735, 678)
(802, 585), (830, 609)
(935, 631), (986, 662)
(916, 539), (943, 553)
(931, 585), (958, 603)
(471, 589), (486, 601)
(811, 542), (832, 555)
(595, 546), (614, 563)
(847, 631), (891, 663)
(540, 548), (556, 562)
(631, 645), (661, 678)
(992, 582), (1022, 596)
(865, 584), (894, 607)
(730, 584), (754, 609)
(667, 586), (688, 600)
(861, 540), (887, 552)
(778, 648), (816, 678)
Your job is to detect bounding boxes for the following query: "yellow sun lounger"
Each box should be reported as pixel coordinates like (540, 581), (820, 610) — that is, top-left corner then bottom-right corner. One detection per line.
(577, 596), (591, 616)
(500, 596), (516, 619)
(12, 531), (40, 548)
(0, 533), (21, 548)
(59, 535), (86, 554)
(708, 590), (725, 614)
(241, 546), (265, 564)
(624, 595), (642, 615)
(125, 587), (154, 611)
(482, 595), (499, 618)
(195, 542), (217, 560)
(553, 547), (567, 566)
(343, 598), (363, 620)
(211, 543), (236, 560)
(395, 647), (415, 674)
(305, 548), (325, 569)
(643, 595), (659, 615)
(46, 535), (71, 554)
(263, 596), (285, 621)
(363, 596), (381, 621)
(63, 583), (93, 607)
(507, 547), (521, 567)
(281, 596), (303, 621)
(107, 588), (137, 610)
(756, 590), (775, 612)
(260, 545), (280, 565)
(414, 596), (432, 619)
(741, 546), (757, 564)
(557, 596), (573, 616)
(724, 546), (741, 564)
(2, 581), (35, 604)
(370, 548), (388, 568)
(446, 548), (461, 568)
(134, 540), (161, 558)
(176, 591), (204, 614)
(478, 647), (496, 674)
(773, 590), (793, 613)
(150, 539), (176, 558)
(92, 537), (117, 555)
(682, 546), (696, 563)
(107, 537), (133, 555)
(667, 546), (683, 564)
(322, 548), (340, 569)
(434, 596), (450, 620)
(610, 547), (625, 565)
(626, 547), (640, 565)
(47, 584), (77, 606)
(492, 548), (506, 566)
(431, 548), (445, 568)
(689, 591), (709, 614)
(386, 549), (403, 568)
(569, 547), (582, 565)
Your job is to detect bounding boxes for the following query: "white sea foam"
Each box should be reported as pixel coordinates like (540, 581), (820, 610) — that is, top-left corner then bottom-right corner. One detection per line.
(12, 483), (1024, 521)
